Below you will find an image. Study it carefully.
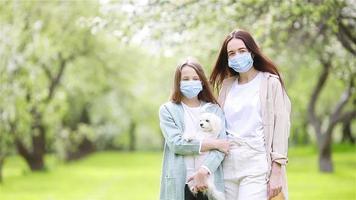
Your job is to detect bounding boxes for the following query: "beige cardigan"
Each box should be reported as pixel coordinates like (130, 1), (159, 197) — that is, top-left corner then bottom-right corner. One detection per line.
(218, 72), (291, 199)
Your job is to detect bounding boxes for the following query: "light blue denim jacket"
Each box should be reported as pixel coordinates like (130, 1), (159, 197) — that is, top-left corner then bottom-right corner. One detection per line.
(158, 101), (226, 200)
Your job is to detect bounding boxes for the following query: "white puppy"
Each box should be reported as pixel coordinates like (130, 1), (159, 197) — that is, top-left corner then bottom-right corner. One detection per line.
(183, 112), (221, 141)
(183, 112), (225, 200)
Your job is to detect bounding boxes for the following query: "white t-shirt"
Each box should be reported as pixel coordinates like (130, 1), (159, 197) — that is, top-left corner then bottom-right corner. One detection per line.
(223, 72), (265, 150)
(182, 102), (201, 137)
(181, 102), (211, 183)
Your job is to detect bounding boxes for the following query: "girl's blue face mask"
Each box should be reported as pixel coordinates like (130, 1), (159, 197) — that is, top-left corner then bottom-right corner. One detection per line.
(180, 80), (203, 99)
(228, 52), (254, 73)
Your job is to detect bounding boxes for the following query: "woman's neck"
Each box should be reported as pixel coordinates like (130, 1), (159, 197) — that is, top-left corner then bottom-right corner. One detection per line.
(182, 97), (201, 107)
(238, 67), (259, 84)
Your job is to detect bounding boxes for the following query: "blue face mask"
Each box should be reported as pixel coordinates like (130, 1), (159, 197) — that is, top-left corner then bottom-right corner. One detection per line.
(180, 80), (203, 99)
(228, 52), (254, 73)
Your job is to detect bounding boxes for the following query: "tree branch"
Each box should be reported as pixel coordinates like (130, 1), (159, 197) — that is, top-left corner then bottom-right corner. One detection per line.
(308, 57), (332, 136)
(338, 15), (356, 44)
(335, 110), (356, 124)
(336, 17), (356, 55)
(324, 76), (355, 137)
(329, 78), (354, 125)
(41, 63), (53, 80)
(45, 53), (75, 102)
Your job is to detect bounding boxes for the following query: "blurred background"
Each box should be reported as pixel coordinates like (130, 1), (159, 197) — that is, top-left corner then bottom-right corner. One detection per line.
(0, 0), (355, 199)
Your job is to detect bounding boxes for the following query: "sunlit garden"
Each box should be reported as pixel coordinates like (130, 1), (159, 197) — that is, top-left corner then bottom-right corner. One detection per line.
(0, 0), (355, 200)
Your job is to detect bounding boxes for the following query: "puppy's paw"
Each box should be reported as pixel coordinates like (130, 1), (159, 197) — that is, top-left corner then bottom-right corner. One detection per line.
(183, 135), (194, 142)
(190, 187), (198, 195)
(213, 191), (225, 200)
(206, 189), (225, 200)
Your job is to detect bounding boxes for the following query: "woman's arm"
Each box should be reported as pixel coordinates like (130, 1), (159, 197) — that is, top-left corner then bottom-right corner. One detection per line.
(200, 139), (229, 154)
(268, 162), (283, 200)
(271, 78), (291, 165)
(268, 78), (291, 199)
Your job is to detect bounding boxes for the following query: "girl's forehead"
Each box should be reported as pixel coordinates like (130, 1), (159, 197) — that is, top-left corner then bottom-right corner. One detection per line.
(181, 66), (198, 75)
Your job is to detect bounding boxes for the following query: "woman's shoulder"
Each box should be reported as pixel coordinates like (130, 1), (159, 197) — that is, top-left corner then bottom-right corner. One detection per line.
(262, 72), (282, 87)
(262, 72), (279, 81)
(222, 76), (237, 86)
(263, 72), (291, 107)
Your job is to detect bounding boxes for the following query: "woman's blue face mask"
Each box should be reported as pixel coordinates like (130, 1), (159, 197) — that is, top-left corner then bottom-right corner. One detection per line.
(228, 52), (254, 73)
(180, 80), (202, 99)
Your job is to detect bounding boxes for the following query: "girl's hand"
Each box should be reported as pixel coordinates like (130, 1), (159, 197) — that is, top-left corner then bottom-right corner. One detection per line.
(268, 162), (283, 200)
(187, 167), (209, 192)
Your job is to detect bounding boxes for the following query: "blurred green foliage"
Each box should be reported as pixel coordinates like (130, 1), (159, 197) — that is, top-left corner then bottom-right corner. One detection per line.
(0, 0), (355, 178)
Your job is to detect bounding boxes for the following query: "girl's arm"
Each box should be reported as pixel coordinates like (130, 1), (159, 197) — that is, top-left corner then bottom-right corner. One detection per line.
(200, 106), (228, 173)
(190, 106), (229, 192)
(159, 104), (227, 155)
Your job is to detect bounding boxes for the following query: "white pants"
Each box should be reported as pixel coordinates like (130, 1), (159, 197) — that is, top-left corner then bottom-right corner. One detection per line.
(223, 137), (268, 200)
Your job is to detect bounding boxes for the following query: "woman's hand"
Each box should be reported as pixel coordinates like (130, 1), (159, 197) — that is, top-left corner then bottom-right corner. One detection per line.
(268, 162), (283, 200)
(215, 139), (230, 154)
(200, 139), (230, 154)
(187, 167), (209, 193)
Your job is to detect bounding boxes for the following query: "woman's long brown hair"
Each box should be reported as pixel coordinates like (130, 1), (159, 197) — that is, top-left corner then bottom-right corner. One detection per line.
(170, 58), (218, 104)
(210, 29), (284, 92)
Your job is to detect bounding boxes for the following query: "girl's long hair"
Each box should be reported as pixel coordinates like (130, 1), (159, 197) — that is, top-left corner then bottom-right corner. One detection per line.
(171, 58), (218, 104)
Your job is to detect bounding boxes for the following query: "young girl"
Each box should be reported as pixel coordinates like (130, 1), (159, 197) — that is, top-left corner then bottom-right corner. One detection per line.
(210, 29), (291, 200)
(159, 58), (229, 200)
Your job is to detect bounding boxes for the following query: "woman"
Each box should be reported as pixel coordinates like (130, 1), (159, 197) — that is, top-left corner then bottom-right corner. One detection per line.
(159, 58), (230, 200)
(210, 30), (291, 200)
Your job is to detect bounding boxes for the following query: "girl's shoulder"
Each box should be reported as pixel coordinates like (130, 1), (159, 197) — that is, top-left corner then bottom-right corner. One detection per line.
(159, 101), (179, 112)
(201, 101), (223, 113)
(159, 101), (223, 114)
